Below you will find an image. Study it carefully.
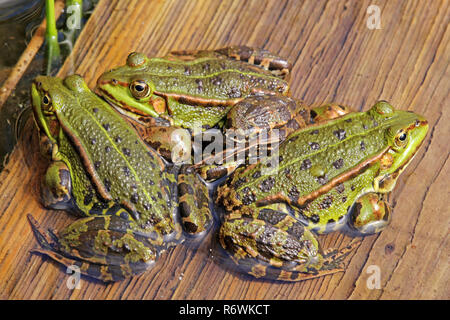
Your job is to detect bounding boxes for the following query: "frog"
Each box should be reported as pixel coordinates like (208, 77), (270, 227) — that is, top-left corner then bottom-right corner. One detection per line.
(27, 75), (212, 282)
(215, 101), (428, 281)
(95, 46), (294, 163)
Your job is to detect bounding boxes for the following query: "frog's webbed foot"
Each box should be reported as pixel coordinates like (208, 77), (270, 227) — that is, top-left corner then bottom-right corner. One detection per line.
(27, 214), (158, 282)
(349, 192), (391, 234)
(219, 212), (359, 281)
(178, 165), (213, 236)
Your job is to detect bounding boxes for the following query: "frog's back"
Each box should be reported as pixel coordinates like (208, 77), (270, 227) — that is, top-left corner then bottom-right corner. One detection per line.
(50, 76), (179, 239)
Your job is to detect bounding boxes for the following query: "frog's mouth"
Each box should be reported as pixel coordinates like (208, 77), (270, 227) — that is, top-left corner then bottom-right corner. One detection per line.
(97, 87), (150, 125)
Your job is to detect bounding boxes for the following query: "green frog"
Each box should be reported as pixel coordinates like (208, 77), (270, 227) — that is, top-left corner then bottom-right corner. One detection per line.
(28, 75), (212, 282)
(216, 101), (428, 281)
(95, 46), (295, 162)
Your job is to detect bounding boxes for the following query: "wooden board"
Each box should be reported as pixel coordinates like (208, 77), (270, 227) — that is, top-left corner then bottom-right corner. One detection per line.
(0, 0), (448, 300)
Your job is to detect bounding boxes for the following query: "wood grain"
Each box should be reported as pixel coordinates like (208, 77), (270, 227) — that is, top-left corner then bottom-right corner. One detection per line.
(0, 0), (448, 300)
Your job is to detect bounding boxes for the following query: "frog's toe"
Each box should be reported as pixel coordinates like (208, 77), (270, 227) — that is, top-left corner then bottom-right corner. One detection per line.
(28, 215), (158, 282)
(349, 193), (391, 234)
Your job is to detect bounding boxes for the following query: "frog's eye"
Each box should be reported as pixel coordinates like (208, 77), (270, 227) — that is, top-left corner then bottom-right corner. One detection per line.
(130, 80), (151, 99)
(394, 131), (408, 148)
(42, 93), (51, 107)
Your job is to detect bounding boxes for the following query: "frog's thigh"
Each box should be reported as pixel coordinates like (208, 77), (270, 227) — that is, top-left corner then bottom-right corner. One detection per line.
(41, 160), (73, 210)
(349, 192), (391, 234)
(220, 209), (323, 280)
(178, 165), (213, 236)
(30, 214), (158, 282)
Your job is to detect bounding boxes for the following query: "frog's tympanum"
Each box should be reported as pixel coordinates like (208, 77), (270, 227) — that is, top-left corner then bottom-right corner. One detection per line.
(216, 101), (428, 281)
(28, 75), (212, 281)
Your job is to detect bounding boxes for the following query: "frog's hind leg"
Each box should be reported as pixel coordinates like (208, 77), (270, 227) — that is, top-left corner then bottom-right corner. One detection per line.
(214, 46), (292, 80)
(178, 165), (213, 236)
(219, 209), (360, 282)
(27, 214), (157, 282)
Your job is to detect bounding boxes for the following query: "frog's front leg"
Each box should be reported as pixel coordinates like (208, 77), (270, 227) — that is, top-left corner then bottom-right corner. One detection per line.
(28, 214), (158, 282)
(219, 207), (360, 281)
(349, 192), (391, 234)
(40, 160), (74, 211)
(178, 165), (213, 236)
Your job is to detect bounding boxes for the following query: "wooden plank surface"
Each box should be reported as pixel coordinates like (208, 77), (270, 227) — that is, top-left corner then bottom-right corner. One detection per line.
(0, 0), (448, 300)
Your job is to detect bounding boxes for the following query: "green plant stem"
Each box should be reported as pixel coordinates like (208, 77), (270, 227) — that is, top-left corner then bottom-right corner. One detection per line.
(45, 0), (61, 75)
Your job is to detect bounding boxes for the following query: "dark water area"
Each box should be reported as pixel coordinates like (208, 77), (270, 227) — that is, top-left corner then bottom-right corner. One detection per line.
(0, 0), (98, 172)
(0, 0), (45, 171)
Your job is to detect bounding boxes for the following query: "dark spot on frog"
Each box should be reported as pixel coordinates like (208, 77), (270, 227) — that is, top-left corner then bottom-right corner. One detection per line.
(333, 158), (344, 169)
(300, 159), (312, 170)
(351, 185), (355, 191)
(228, 87), (241, 98)
(102, 123), (111, 131)
(149, 180), (155, 186)
(103, 179), (111, 192)
(342, 196), (347, 203)
(310, 129), (319, 135)
(184, 66), (191, 75)
(336, 183), (345, 194)
(345, 118), (352, 123)
(122, 148), (131, 156)
(178, 182), (194, 196)
(83, 191), (94, 206)
(286, 222), (305, 238)
(91, 138), (96, 145)
(319, 195), (333, 209)
(317, 175), (328, 185)
(257, 209), (286, 225)
(105, 146), (111, 153)
(115, 136), (122, 143)
(242, 187), (255, 205)
(212, 76), (222, 86)
(252, 170), (261, 179)
(333, 129), (346, 140)
(259, 176), (275, 192)
(288, 186), (300, 202)
(119, 210), (129, 220)
(385, 243), (395, 255)
(157, 192), (162, 199)
(360, 141), (366, 151)
(94, 161), (101, 170)
(309, 214), (320, 224)
(130, 193), (139, 204)
(309, 142), (320, 150)
(92, 108), (99, 113)
(234, 177), (247, 189)
(143, 203), (151, 210)
(203, 63), (210, 72)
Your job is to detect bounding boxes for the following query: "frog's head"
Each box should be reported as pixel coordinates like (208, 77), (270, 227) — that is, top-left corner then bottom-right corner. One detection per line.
(31, 74), (89, 144)
(96, 52), (163, 121)
(369, 101), (429, 192)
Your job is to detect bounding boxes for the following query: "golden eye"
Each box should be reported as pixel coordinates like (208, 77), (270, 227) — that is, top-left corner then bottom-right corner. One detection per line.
(395, 131), (408, 147)
(130, 80), (150, 99)
(42, 93), (51, 107)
